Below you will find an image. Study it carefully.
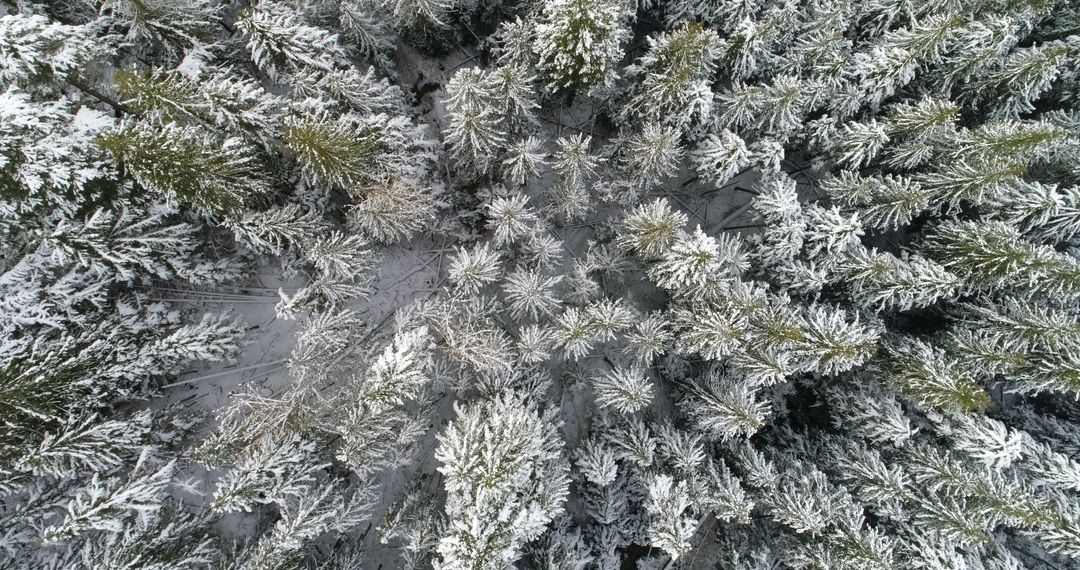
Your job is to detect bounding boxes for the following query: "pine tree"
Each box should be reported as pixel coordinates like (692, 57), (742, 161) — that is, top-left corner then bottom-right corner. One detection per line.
(380, 0), (457, 49)
(295, 67), (407, 116)
(853, 14), (966, 108)
(923, 220), (1080, 296)
(916, 156), (1027, 208)
(938, 16), (1017, 91)
(449, 242), (503, 294)
(43, 454), (176, 543)
(242, 480), (372, 570)
(644, 474), (698, 559)
(792, 305), (880, 376)
(592, 365), (653, 414)
(535, 0), (632, 93)
(42, 205), (199, 282)
(549, 134), (601, 221)
(226, 204), (326, 255)
(444, 68), (507, 175)
(988, 182), (1080, 243)
(552, 133), (601, 188)
(0, 14), (98, 87)
(336, 327), (433, 476)
(878, 338), (991, 412)
(624, 313), (673, 363)
(116, 67), (284, 148)
(501, 137), (548, 186)
(749, 173), (807, 267)
(880, 97), (958, 170)
(101, 0), (219, 51)
(502, 267), (563, 321)
(488, 192), (539, 246)
(282, 113), (389, 191)
(76, 504), (219, 569)
(648, 227), (745, 294)
(0, 89), (112, 206)
(236, 2), (345, 81)
(616, 198), (689, 259)
(621, 22), (723, 130)
(827, 119), (889, 169)
(821, 172), (931, 231)
(484, 65), (540, 137)
(838, 246), (960, 311)
(615, 123), (684, 191)
(750, 75), (815, 139)
(434, 394), (570, 569)
(349, 177), (435, 243)
(338, 0), (398, 72)
(681, 368), (770, 440)
(8, 1), (1080, 568)
(98, 121), (273, 216)
(211, 435), (324, 514)
(801, 204), (864, 262)
(691, 129), (750, 189)
(969, 39), (1079, 117)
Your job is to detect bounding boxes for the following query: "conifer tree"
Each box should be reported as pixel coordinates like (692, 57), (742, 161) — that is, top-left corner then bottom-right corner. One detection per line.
(336, 327), (433, 476)
(535, 0), (633, 93)
(622, 22), (723, 130)
(691, 129), (751, 188)
(592, 365), (653, 414)
(434, 394), (570, 569)
(444, 68), (507, 175)
(501, 137), (548, 186)
(349, 178), (436, 243)
(7, 0), (1080, 568)
(502, 267), (563, 321)
(236, 2), (344, 81)
(282, 113), (389, 191)
(616, 198), (689, 259)
(822, 172), (931, 230)
(0, 14), (98, 87)
(839, 246), (960, 311)
(99, 122), (273, 216)
(615, 123), (684, 191)
(878, 338), (991, 413)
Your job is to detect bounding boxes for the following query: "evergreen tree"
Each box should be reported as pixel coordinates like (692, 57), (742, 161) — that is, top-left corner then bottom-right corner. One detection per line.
(349, 177), (436, 243)
(621, 22), (723, 130)
(99, 121), (273, 216)
(0, 14), (98, 87)
(444, 68), (507, 175)
(615, 123), (684, 191)
(535, 0), (633, 93)
(592, 365), (653, 414)
(691, 129), (750, 189)
(838, 246), (960, 311)
(282, 113), (391, 191)
(7, 1), (1080, 568)
(236, 2), (345, 82)
(434, 394), (570, 569)
(336, 327), (433, 477)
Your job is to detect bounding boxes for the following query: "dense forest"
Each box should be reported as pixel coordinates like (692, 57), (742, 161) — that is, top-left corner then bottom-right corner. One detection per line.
(1, 0), (1080, 568)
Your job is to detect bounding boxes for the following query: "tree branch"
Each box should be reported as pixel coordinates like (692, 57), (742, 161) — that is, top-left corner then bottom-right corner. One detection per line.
(65, 75), (133, 115)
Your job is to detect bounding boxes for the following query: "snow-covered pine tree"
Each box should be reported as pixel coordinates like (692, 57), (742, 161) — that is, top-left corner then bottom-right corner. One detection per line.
(621, 22), (723, 131)
(6, 0), (1080, 568)
(535, 0), (633, 94)
(434, 393), (570, 568)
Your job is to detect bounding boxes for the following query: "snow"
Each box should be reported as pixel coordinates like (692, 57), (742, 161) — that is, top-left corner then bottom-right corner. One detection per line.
(152, 39), (764, 563)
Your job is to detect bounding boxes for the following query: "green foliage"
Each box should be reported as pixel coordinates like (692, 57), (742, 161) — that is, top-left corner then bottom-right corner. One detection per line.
(99, 121), (272, 216)
(282, 114), (388, 191)
(535, 0), (632, 93)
